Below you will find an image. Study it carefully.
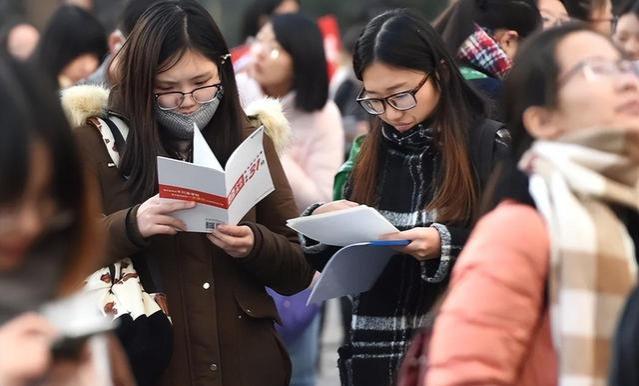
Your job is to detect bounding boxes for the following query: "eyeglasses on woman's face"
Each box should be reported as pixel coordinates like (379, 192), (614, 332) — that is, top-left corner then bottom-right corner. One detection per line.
(356, 73), (431, 115)
(154, 83), (223, 111)
(248, 37), (283, 61)
(558, 58), (639, 87)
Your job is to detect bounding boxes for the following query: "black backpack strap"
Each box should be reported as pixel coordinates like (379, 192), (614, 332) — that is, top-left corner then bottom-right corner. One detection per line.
(469, 118), (509, 189)
(101, 115), (127, 156)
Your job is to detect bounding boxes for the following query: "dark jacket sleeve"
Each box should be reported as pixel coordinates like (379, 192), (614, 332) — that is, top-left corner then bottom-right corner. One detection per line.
(101, 204), (149, 264)
(238, 133), (315, 295)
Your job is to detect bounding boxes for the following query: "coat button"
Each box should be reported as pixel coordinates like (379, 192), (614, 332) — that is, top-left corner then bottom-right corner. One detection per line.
(202, 282), (211, 290)
(209, 363), (218, 372)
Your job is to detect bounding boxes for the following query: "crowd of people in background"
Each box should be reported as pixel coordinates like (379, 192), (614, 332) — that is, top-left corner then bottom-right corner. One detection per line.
(2, 0), (639, 385)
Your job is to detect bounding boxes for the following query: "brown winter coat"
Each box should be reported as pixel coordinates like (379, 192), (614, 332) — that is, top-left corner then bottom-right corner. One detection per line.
(65, 85), (314, 386)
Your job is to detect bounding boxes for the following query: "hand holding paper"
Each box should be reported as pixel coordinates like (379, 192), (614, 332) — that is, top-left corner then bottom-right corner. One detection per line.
(287, 205), (399, 246)
(287, 205), (412, 304)
(380, 227), (441, 261)
(207, 224), (255, 258)
(137, 194), (196, 237)
(157, 125), (274, 232)
(312, 199), (359, 216)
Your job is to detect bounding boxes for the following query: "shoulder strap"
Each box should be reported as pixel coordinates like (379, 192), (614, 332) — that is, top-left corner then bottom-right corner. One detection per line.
(94, 115), (129, 167)
(91, 115), (165, 294)
(470, 119), (506, 190)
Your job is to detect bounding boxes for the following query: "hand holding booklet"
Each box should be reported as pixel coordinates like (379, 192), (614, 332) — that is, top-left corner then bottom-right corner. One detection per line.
(287, 205), (409, 304)
(157, 124), (274, 232)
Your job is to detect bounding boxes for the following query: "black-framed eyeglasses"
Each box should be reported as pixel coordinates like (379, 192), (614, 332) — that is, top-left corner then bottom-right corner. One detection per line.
(154, 83), (224, 111)
(356, 74), (430, 115)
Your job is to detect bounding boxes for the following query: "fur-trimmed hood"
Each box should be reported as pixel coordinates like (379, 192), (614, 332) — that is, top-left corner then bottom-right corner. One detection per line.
(60, 84), (290, 152)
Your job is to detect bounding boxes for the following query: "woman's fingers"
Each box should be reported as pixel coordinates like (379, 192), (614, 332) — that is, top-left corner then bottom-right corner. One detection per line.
(380, 228), (441, 260)
(211, 230), (246, 248)
(207, 226), (254, 258)
(157, 199), (196, 214)
(216, 225), (250, 237)
(154, 215), (187, 231)
(151, 225), (179, 236)
(313, 200), (360, 215)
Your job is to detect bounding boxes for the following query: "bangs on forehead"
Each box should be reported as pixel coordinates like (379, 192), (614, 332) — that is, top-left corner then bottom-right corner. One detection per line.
(157, 45), (190, 74)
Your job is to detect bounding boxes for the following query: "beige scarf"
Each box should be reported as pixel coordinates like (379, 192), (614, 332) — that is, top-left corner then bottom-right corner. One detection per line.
(520, 128), (639, 385)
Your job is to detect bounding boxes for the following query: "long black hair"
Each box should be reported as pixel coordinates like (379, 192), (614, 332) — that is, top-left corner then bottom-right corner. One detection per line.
(34, 5), (107, 86)
(562, 0), (609, 20)
(482, 23), (595, 212)
(0, 53), (100, 294)
(271, 12), (329, 112)
(115, 0), (247, 202)
(434, 0), (541, 56)
(240, 0), (281, 42)
(617, 0), (639, 17)
(351, 8), (487, 223)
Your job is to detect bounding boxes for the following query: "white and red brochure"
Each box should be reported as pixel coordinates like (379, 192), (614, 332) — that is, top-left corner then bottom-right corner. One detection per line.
(157, 124), (274, 232)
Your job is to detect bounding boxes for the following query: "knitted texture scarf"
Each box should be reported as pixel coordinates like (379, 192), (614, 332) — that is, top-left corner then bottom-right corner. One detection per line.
(457, 24), (512, 79)
(339, 123), (458, 386)
(520, 128), (639, 385)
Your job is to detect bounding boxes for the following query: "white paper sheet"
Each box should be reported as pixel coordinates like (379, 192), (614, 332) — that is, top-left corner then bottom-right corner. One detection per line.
(307, 242), (397, 304)
(286, 205), (399, 246)
(192, 122), (222, 171)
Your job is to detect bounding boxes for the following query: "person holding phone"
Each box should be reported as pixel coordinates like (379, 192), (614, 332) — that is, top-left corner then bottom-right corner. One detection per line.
(0, 53), (133, 386)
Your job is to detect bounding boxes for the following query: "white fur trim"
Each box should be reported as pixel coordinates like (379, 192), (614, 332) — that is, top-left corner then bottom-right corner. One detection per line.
(245, 98), (290, 153)
(61, 85), (110, 128)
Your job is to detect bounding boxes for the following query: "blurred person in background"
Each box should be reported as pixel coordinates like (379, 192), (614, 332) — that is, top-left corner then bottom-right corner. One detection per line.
(562, 0), (615, 34)
(537, 0), (571, 28)
(35, 5), (107, 88)
(613, 0), (639, 60)
(237, 12), (344, 386)
(0, 20), (39, 61)
(84, 0), (160, 86)
(239, 12), (344, 219)
(0, 53), (133, 386)
(330, 23), (370, 159)
(327, 22), (370, 349)
(65, 0), (314, 385)
(426, 23), (639, 386)
(233, 0), (301, 72)
(65, 0), (94, 11)
(239, 0), (301, 43)
(434, 0), (541, 118)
